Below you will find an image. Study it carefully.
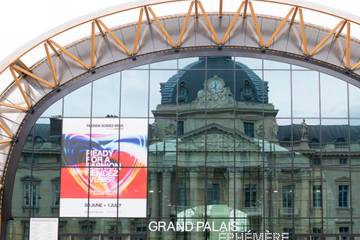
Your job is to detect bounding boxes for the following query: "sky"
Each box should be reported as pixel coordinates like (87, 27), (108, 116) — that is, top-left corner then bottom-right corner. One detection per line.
(0, 0), (360, 61)
(1, 0), (360, 123)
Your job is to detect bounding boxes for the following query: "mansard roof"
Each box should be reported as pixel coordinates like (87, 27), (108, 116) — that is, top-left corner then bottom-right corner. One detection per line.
(278, 124), (360, 144)
(160, 57), (268, 104)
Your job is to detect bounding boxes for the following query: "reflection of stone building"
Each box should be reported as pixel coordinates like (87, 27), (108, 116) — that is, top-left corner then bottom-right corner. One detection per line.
(148, 57), (357, 239)
(8, 57), (358, 239)
(9, 123), (147, 239)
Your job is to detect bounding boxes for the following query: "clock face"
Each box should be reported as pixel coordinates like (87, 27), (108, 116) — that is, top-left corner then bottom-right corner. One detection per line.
(208, 78), (222, 93)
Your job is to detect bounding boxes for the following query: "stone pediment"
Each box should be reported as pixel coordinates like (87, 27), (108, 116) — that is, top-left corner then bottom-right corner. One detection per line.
(335, 176), (350, 182)
(179, 123), (260, 152)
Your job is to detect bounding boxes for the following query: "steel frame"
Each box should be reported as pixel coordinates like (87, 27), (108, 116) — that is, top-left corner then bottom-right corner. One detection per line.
(1, 0), (360, 234)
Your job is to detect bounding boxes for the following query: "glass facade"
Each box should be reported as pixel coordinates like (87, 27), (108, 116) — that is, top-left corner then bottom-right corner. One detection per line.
(5, 56), (360, 239)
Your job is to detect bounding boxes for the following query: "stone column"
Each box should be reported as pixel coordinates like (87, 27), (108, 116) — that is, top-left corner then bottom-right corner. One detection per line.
(149, 170), (160, 240)
(228, 169), (235, 211)
(189, 171), (201, 211)
(189, 171), (202, 240)
(234, 169), (242, 213)
(161, 170), (174, 240)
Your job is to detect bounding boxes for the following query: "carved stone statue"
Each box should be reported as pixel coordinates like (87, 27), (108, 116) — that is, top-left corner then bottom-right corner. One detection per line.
(149, 122), (160, 140)
(256, 123), (264, 138)
(164, 123), (176, 136)
(300, 119), (308, 140)
(241, 80), (255, 101)
(178, 81), (189, 103)
(271, 120), (279, 140)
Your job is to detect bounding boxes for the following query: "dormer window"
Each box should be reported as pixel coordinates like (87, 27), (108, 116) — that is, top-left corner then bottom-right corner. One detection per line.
(178, 81), (188, 103)
(177, 121), (184, 136)
(244, 122), (254, 138)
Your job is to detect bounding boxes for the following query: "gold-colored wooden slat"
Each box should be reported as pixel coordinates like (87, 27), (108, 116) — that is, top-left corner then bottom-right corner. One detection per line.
(335, 20), (347, 38)
(132, 8), (144, 54)
(94, 19), (106, 37)
(95, 20), (132, 56)
(9, 67), (32, 109)
(351, 60), (360, 70)
(334, 34), (346, 62)
(23, 80), (31, 101)
(48, 40), (92, 70)
(44, 43), (58, 86)
(266, 7), (295, 48)
(290, 7), (298, 25)
(14, 60), (30, 72)
(310, 20), (346, 56)
(12, 64), (55, 89)
(176, 1), (195, 47)
(91, 21), (96, 68)
(0, 102), (27, 112)
(248, 1), (264, 47)
(46, 40), (60, 56)
(195, 0), (198, 19)
(219, 0), (223, 18)
(0, 121), (13, 139)
(291, 21), (303, 48)
(0, 140), (12, 144)
(147, 6), (175, 47)
(298, 8), (308, 55)
(144, 6), (151, 24)
(346, 21), (351, 68)
(196, 1), (220, 45)
(221, 1), (245, 45)
(243, 0), (248, 19)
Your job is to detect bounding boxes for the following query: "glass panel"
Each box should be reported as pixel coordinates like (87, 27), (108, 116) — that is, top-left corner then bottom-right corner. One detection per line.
(321, 119), (350, 219)
(349, 83), (360, 118)
(121, 70), (149, 117)
(175, 169), (206, 217)
(292, 70), (319, 118)
(264, 60), (290, 70)
(265, 70), (291, 117)
(31, 119), (61, 217)
(91, 219), (118, 234)
(235, 168), (263, 231)
(177, 118), (206, 167)
(88, 167), (119, 218)
(150, 59), (177, 69)
(41, 99), (63, 118)
(176, 69), (206, 109)
(320, 74), (348, 118)
(60, 167), (89, 217)
(92, 73), (120, 117)
(235, 57), (263, 69)
(147, 168), (172, 219)
(149, 117), (177, 168)
(58, 218), (93, 234)
(63, 83), (91, 117)
(179, 57), (204, 70)
(6, 218), (29, 239)
(118, 219), (147, 239)
(149, 70), (178, 118)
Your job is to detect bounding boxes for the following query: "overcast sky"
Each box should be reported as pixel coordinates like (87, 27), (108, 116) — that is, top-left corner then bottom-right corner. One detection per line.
(1, 0), (360, 125)
(0, 0), (360, 61)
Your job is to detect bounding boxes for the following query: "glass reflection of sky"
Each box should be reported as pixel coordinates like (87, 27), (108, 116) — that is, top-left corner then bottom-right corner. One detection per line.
(40, 58), (360, 126)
